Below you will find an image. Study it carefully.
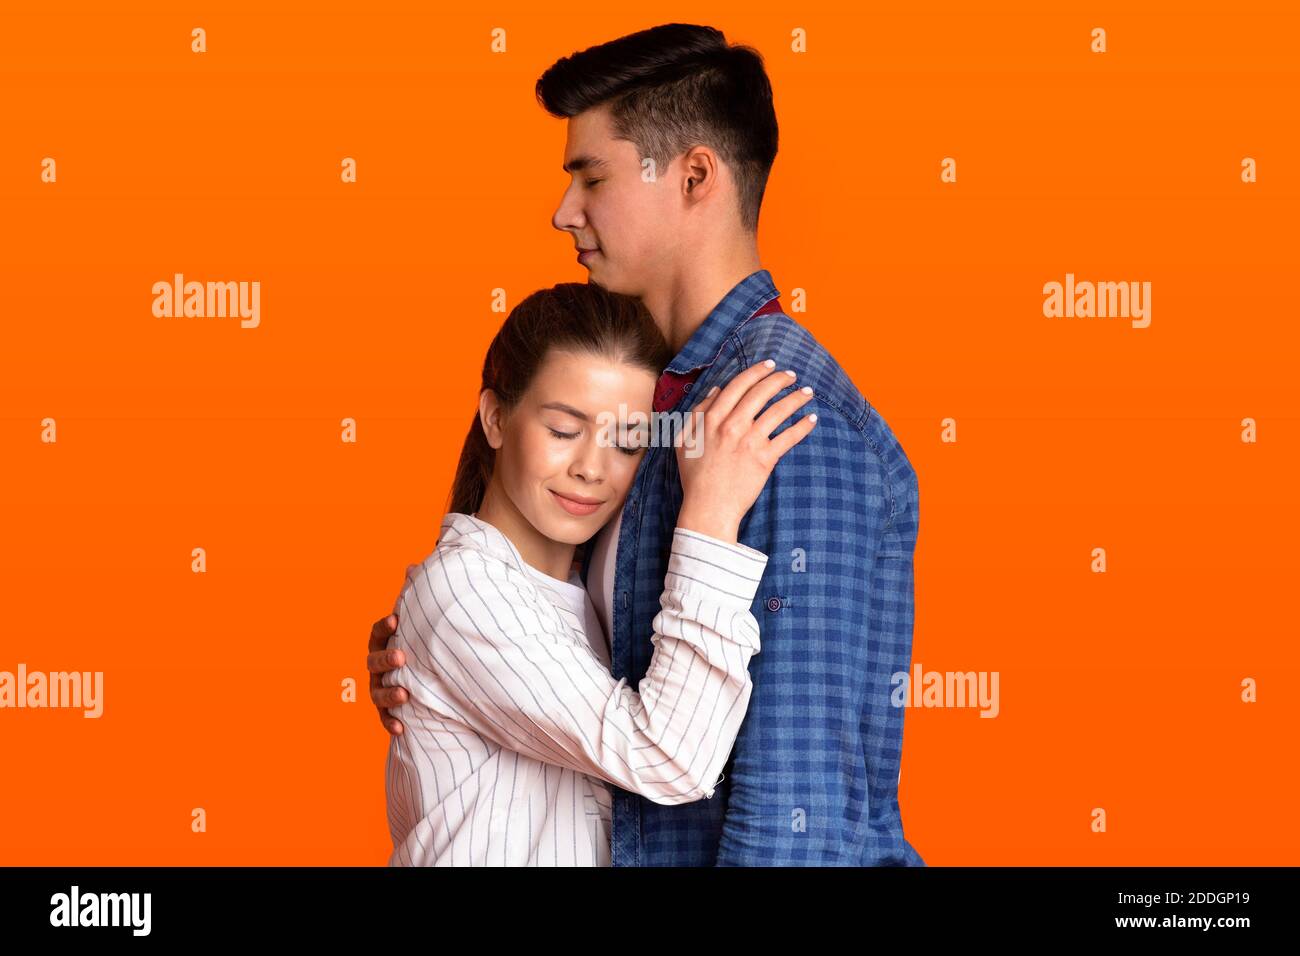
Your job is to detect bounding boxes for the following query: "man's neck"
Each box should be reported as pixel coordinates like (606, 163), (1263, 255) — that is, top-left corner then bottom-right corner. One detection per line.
(640, 236), (763, 355)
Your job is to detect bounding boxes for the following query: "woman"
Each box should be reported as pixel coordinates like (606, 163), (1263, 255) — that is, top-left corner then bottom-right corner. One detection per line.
(383, 282), (816, 865)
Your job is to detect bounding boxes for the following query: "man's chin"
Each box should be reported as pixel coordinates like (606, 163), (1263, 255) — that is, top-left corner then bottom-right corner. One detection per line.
(585, 272), (634, 296)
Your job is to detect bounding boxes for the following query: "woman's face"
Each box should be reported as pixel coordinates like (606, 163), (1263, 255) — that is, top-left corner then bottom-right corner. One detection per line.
(481, 348), (658, 546)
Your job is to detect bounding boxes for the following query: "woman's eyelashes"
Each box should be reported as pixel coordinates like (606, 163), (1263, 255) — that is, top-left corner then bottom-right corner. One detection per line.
(546, 425), (640, 456)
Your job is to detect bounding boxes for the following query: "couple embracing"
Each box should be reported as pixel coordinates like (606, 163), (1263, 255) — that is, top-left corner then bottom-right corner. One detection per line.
(366, 23), (924, 868)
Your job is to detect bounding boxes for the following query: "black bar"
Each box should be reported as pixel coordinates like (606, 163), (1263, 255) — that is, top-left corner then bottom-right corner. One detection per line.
(0, 866), (1290, 941)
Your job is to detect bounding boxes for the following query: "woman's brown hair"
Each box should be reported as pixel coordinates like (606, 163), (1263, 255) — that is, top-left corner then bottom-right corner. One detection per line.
(448, 282), (672, 519)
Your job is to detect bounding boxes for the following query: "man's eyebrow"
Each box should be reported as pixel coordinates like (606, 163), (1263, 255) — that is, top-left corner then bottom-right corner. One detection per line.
(562, 154), (609, 174)
(540, 402), (591, 422)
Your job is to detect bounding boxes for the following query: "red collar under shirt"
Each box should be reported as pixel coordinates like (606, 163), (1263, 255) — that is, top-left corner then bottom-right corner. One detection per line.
(651, 296), (783, 413)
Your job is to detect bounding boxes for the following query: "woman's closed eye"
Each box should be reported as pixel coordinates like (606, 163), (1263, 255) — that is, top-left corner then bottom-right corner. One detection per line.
(547, 426), (640, 456)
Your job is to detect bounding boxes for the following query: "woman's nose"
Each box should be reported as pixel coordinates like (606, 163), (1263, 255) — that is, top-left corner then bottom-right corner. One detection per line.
(569, 443), (604, 482)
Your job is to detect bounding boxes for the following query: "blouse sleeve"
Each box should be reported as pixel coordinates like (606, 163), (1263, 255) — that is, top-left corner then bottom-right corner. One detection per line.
(384, 525), (768, 805)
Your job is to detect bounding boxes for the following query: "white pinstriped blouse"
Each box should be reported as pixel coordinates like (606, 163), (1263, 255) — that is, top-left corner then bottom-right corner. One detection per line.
(382, 511), (768, 866)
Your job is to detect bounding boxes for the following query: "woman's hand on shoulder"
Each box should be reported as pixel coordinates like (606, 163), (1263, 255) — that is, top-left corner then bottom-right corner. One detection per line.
(675, 358), (817, 542)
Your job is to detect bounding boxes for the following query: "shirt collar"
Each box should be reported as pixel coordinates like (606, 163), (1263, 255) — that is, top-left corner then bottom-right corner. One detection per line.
(665, 269), (780, 375)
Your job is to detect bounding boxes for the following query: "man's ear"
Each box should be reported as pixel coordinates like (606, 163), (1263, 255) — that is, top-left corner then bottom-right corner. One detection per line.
(681, 145), (721, 204)
(478, 388), (506, 450)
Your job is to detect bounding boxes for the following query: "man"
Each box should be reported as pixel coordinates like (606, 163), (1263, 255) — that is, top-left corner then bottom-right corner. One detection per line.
(367, 22), (924, 866)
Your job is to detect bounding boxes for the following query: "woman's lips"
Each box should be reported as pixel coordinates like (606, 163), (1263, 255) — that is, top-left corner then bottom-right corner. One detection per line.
(550, 489), (602, 516)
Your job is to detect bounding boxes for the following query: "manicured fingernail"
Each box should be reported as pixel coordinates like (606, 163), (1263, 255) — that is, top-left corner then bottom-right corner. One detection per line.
(708, 385), (719, 396)
(764, 359), (775, 368)
(785, 370), (796, 377)
(801, 386), (813, 394)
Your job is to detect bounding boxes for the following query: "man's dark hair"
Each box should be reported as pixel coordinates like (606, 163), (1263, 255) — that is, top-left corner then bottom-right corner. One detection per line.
(535, 23), (779, 232)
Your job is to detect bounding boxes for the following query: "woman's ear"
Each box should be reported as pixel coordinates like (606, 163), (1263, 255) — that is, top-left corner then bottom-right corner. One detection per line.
(478, 388), (505, 450)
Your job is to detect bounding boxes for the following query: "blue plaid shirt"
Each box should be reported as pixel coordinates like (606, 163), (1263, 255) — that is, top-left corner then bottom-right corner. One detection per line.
(580, 269), (925, 866)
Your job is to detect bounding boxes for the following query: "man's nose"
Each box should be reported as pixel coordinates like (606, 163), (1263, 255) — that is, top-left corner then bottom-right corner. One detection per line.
(552, 183), (584, 232)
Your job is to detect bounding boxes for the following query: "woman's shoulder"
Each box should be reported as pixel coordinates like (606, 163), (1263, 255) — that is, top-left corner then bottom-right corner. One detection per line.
(409, 540), (519, 601)
(403, 516), (545, 612)
(399, 547), (577, 651)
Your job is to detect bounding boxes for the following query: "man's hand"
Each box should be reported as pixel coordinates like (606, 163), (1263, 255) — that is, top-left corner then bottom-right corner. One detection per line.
(369, 572), (413, 735)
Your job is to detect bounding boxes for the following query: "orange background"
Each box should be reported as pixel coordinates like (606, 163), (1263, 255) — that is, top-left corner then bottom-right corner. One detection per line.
(1, 1), (1296, 865)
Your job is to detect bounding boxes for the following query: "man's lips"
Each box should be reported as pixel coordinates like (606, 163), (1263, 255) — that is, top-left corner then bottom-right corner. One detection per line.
(550, 489), (603, 516)
(576, 247), (599, 263)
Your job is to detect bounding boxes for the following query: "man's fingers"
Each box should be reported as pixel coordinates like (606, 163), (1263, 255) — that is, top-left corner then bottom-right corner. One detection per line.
(368, 613), (398, 653)
(367, 647), (405, 675)
(377, 704), (405, 737)
(370, 684), (408, 709)
(368, 602), (406, 738)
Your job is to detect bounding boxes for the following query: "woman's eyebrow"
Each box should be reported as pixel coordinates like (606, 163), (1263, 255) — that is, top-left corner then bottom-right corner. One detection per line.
(540, 401), (590, 422)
